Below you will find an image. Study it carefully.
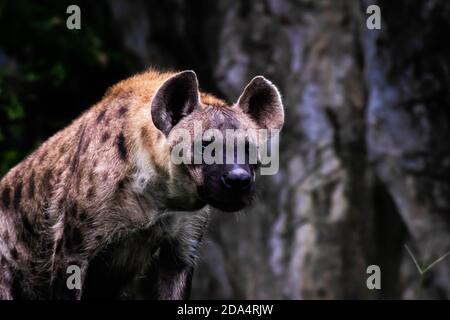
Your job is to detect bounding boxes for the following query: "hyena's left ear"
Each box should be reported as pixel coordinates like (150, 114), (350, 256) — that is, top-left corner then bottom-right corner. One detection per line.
(151, 70), (201, 135)
(236, 76), (284, 130)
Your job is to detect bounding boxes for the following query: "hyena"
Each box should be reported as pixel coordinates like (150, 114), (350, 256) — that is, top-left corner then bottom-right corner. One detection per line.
(0, 70), (284, 299)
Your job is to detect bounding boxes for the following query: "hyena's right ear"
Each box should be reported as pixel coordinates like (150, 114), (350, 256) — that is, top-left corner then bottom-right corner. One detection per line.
(151, 70), (201, 135)
(236, 76), (284, 130)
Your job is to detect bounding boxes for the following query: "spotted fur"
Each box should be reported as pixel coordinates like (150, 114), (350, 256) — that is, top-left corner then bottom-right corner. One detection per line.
(0, 69), (284, 300)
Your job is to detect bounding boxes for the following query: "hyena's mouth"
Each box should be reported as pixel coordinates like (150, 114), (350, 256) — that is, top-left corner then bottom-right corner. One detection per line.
(195, 164), (256, 212)
(206, 198), (250, 212)
(197, 186), (253, 212)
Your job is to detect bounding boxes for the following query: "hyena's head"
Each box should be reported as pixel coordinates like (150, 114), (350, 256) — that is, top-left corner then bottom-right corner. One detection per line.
(151, 71), (284, 212)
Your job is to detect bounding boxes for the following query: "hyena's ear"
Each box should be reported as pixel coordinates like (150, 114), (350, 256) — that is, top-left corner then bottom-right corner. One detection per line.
(151, 70), (200, 135)
(236, 76), (284, 130)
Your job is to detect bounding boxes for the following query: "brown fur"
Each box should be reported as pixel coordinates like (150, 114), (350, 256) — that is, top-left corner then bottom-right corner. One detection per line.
(0, 69), (283, 299)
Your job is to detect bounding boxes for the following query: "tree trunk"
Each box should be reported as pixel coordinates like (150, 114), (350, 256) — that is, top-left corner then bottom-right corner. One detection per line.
(361, 0), (450, 299)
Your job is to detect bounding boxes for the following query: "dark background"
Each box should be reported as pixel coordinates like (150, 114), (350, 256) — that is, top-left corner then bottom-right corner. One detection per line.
(1, 0), (449, 299)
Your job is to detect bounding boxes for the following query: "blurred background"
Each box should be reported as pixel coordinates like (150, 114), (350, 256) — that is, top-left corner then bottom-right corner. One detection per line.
(1, 0), (449, 299)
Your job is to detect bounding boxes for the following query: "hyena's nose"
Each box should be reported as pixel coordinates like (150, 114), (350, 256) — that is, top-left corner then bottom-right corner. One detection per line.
(221, 168), (253, 191)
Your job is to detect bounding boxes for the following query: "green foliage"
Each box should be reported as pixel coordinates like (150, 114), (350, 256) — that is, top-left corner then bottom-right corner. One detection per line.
(4, 93), (25, 121)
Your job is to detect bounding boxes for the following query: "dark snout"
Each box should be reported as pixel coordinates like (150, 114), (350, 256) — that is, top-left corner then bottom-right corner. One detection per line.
(220, 167), (253, 191)
(199, 164), (255, 212)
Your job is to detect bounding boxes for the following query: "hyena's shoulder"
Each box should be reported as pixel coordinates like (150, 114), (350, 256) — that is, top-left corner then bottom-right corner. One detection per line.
(0, 71), (170, 256)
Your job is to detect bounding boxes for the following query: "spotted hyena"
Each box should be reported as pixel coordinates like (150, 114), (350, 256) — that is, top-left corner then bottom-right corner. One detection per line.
(0, 70), (284, 299)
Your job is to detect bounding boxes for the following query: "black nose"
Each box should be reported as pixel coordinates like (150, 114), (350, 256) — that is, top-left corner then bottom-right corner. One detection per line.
(221, 168), (253, 190)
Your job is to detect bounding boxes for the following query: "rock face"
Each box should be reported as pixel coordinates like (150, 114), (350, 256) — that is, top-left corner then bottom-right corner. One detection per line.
(361, 0), (450, 299)
(109, 0), (450, 299)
